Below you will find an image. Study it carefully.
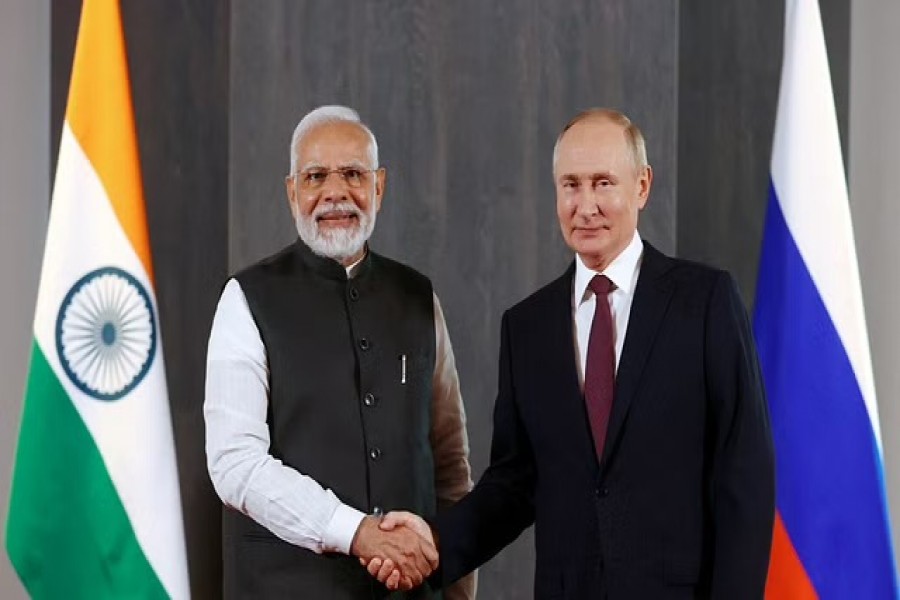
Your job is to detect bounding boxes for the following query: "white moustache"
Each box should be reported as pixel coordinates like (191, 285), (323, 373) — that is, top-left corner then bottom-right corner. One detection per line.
(314, 203), (362, 221)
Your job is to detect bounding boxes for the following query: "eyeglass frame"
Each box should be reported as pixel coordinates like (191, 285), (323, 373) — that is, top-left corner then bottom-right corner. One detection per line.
(291, 165), (382, 190)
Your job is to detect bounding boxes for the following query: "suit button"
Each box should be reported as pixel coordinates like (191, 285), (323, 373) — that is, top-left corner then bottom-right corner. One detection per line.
(349, 287), (360, 301)
(373, 506), (384, 517)
(369, 447), (382, 461)
(359, 338), (370, 351)
(596, 488), (609, 498)
(363, 392), (377, 407)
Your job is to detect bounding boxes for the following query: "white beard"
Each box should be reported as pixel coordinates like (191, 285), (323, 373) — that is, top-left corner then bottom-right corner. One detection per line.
(295, 201), (376, 263)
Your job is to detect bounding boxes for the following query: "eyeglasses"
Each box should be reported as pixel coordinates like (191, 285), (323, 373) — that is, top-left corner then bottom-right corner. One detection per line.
(295, 167), (376, 190)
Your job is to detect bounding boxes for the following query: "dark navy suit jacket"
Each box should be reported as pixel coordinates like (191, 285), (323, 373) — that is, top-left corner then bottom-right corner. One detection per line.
(434, 243), (775, 599)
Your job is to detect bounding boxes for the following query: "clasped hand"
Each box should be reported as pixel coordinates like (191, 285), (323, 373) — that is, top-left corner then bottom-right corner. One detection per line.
(351, 511), (436, 591)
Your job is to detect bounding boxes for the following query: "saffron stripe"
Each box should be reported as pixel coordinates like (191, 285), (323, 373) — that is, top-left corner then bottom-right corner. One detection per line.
(65, 0), (153, 283)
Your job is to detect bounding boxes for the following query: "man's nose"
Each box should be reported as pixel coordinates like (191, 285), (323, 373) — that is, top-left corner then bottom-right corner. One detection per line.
(319, 173), (350, 201)
(575, 192), (600, 217)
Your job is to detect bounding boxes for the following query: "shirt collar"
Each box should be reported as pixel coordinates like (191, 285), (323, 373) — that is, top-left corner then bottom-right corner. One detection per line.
(573, 231), (644, 305)
(346, 247), (368, 278)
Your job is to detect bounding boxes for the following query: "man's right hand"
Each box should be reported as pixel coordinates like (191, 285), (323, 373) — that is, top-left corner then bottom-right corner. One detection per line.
(350, 515), (439, 590)
(360, 511), (439, 591)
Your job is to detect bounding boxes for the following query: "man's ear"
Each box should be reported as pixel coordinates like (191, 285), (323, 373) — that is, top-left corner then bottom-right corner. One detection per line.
(285, 175), (299, 219)
(374, 167), (386, 212)
(637, 165), (653, 210)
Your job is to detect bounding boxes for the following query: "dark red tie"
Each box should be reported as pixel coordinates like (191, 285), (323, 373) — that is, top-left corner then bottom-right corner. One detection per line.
(584, 275), (615, 460)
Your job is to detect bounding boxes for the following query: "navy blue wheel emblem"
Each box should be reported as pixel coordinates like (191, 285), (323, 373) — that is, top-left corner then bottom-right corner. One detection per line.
(55, 267), (157, 401)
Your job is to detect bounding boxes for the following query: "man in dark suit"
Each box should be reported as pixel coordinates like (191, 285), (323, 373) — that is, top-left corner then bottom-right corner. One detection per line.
(367, 108), (775, 598)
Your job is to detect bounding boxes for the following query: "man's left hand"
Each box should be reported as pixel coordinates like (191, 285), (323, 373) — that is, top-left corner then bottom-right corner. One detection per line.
(360, 511), (438, 591)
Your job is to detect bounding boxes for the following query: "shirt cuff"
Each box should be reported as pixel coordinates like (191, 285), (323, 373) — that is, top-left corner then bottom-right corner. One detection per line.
(322, 503), (367, 555)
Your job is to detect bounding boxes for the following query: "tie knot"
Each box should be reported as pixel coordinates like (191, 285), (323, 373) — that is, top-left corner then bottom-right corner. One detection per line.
(589, 274), (614, 297)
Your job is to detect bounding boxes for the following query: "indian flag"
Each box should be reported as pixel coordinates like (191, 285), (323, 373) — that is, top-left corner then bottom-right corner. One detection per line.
(4, 1), (190, 598)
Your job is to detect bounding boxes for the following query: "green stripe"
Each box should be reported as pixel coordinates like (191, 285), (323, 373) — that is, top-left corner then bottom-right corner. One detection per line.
(5, 341), (169, 599)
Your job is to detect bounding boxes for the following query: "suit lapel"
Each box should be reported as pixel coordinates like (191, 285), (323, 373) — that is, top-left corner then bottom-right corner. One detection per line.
(601, 243), (675, 468)
(540, 264), (601, 461)
(545, 263), (584, 410)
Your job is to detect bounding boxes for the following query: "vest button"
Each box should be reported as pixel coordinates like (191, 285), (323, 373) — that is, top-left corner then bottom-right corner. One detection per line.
(359, 338), (370, 351)
(369, 447), (382, 461)
(349, 287), (360, 301)
(364, 393), (377, 407)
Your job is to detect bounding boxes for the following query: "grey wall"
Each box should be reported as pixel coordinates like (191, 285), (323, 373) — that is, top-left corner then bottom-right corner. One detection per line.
(0, 1), (49, 599)
(850, 0), (900, 572)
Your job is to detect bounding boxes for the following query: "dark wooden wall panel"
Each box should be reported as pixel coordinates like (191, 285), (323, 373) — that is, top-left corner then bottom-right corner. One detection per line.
(47, 1), (849, 597)
(677, 0), (849, 305)
(821, 0), (850, 166)
(230, 1), (677, 597)
(52, 2), (230, 598)
(123, 4), (231, 599)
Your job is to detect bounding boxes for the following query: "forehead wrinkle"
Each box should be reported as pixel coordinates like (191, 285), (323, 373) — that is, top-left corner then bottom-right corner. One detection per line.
(297, 160), (322, 172)
(298, 158), (369, 172)
(556, 146), (633, 179)
(338, 159), (368, 169)
(558, 168), (616, 181)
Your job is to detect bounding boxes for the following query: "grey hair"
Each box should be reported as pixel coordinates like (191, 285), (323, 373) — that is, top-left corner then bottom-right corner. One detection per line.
(288, 105), (379, 175)
(552, 108), (648, 174)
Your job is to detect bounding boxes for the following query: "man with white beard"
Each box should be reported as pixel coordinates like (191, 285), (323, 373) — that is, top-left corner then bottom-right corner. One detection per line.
(204, 106), (475, 599)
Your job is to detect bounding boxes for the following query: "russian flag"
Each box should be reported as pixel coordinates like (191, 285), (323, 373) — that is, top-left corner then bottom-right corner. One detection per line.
(754, 0), (898, 597)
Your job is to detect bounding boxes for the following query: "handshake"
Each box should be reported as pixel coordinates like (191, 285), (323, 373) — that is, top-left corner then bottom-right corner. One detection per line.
(351, 511), (438, 591)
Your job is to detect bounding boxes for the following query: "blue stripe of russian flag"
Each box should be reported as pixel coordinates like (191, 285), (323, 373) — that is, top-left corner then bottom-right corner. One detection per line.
(754, 180), (897, 598)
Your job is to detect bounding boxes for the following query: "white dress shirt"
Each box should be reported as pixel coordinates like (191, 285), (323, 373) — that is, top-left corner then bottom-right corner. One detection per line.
(204, 266), (473, 559)
(572, 232), (645, 387)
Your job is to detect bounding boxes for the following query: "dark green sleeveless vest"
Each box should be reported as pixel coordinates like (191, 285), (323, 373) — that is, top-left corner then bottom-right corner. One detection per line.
(222, 240), (437, 599)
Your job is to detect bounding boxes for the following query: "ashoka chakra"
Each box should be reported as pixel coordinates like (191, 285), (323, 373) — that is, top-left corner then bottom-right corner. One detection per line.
(55, 266), (157, 401)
